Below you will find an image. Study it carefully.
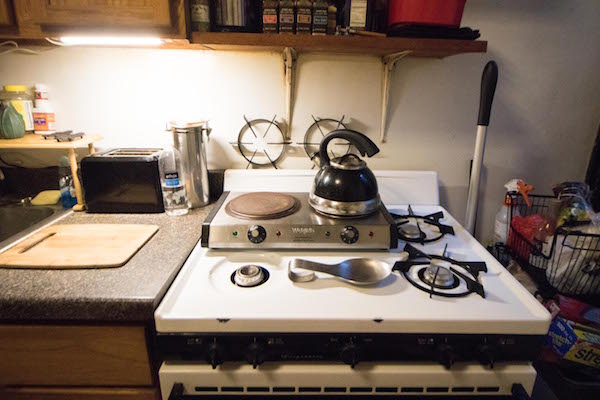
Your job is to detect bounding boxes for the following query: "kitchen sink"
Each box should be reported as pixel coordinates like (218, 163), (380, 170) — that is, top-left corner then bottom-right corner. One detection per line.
(0, 205), (68, 245)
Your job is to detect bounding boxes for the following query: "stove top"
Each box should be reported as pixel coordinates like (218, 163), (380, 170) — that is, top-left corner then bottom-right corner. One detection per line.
(158, 205), (549, 335)
(202, 192), (398, 250)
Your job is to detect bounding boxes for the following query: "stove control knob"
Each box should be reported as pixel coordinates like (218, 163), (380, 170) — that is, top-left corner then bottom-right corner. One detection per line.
(248, 225), (267, 244)
(478, 344), (496, 369)
(340, 343), (360, 368)
(438, 344), (456, 369)
(340, 226), (359, 244)
(245, 342), (266, 369)
(205, 342), (225, 369)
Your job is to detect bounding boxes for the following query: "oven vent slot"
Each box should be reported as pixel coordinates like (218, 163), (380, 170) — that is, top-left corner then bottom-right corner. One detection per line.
(272, 387), (295, 393)
(350, 387), (373, 393)
(195, 387), (218, 392)
(401, 387), (424, 393)
(298, 387), (321, 393)
(478, 386), (500, 392)
(426, 387), (449, 393)
(452, 386), (475, 392)
(247, 387), (270, 392)
(375, 387), (398, 393)
(220, 386), (243, 392)
(324, 387), (347, 393)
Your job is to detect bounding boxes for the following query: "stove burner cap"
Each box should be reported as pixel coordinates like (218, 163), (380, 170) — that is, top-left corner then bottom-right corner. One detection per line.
(422, 262), (456, 288)
(225, 192), (299, 220)
(399, 223), (422, 239)
(232, 265), (269, 287)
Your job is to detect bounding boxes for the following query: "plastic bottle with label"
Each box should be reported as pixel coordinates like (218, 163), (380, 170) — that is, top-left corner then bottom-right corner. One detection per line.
(159, 144), (189, 216)
(58, 156), (77, 209)
(0, 85), (34, 132)
(32, 84), (56, 134)
(494, 179), (532, 244)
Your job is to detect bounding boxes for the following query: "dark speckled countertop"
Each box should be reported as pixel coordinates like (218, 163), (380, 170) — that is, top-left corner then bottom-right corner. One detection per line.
(0, 206), (212, 322)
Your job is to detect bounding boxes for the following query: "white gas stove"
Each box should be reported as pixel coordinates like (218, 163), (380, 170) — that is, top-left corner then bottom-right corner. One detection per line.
(156, 170), (551, 399)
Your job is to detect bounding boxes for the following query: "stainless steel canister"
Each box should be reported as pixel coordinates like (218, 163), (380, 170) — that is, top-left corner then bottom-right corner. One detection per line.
(168, 121), (210, 208)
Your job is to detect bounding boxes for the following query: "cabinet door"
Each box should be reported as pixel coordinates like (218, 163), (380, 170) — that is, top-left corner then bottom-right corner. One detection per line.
(13, 0), (185, 38)
(0, 0), (16, 31)
(0, 386), (160, 400)
(0, 325), (153, 386)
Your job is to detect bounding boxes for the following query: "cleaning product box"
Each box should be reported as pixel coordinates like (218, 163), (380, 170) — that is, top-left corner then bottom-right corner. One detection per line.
(546, 316), (600, 368)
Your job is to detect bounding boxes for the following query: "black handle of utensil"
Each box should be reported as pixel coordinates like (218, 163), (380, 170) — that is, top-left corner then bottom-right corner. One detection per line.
(477, 61), (498, 126)
(319, 129), (380, 166)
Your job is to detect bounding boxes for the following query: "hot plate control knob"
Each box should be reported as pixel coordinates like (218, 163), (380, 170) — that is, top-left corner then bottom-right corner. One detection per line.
(340, 226), (359, 244)
(478, 344), (496, 369)
(205, 342), (225, 369)
(248, 225), (267, 244)
(437, 344), (456, 369)
(340, 343), (360, 368)
(245, 342), (266, 369)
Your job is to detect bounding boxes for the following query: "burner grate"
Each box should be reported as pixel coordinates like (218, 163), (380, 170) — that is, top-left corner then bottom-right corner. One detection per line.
(394, 244), (487, 298)
(391, 205), (455, 244)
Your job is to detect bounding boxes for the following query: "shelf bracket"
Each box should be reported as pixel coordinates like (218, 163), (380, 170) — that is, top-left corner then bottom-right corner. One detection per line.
(380, 50), (411, 143)
(283, 47), (297, 140)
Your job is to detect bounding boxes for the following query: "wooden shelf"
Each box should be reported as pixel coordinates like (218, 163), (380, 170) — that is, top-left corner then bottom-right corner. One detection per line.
(190, 32), (487, 57)
(0, 133), (102, 149)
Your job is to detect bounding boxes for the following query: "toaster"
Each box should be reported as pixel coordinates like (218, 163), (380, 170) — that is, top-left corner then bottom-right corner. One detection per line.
(81, 148), (164, 213)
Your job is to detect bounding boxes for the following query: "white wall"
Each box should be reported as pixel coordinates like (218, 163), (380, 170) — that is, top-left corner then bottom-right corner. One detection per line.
(1, 0), (599, 242)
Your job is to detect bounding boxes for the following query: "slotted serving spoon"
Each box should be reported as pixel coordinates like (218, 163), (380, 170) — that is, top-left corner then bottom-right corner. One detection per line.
(288, 258), (392, 285)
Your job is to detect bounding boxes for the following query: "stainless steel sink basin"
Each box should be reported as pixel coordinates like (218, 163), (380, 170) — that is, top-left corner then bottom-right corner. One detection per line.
(0, 205), (68, 245)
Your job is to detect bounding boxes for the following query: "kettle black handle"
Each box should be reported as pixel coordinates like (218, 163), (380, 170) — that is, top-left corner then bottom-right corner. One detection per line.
(319, 129), (380, 166)
(477, 61), (498, 126)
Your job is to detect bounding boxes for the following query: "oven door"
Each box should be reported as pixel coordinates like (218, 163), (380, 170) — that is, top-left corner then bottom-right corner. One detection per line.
(160, 362), (535, 399)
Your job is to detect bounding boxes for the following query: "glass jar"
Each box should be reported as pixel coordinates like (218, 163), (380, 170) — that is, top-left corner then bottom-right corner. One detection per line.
(0, 85), (34, 132)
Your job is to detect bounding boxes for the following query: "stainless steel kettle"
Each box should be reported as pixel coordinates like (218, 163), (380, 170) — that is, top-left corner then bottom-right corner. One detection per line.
(309, 129), (380, 217)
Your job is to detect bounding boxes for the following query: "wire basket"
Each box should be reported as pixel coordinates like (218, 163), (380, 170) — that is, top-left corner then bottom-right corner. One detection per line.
(506, 193), (600, 303)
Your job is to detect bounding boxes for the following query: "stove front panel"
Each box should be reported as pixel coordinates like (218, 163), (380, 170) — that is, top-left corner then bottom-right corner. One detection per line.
(159, 362), (536, 399)
(156, 332), (544, 368)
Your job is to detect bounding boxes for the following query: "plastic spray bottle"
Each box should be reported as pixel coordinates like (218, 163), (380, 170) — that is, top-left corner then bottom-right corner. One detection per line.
(494, 179), (533, 244)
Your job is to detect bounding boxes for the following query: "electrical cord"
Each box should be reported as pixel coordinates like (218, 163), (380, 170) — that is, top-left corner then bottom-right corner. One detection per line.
(0, 40), (60, 56)
(0, 154), (21, 168)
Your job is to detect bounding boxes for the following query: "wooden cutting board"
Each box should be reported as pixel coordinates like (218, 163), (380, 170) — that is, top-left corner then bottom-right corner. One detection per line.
(0, 224), (159, 269)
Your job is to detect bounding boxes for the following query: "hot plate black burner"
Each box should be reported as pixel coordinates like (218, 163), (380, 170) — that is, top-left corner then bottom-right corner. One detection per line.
(391, 205), (455, 244)
(393, 244), (487, 298)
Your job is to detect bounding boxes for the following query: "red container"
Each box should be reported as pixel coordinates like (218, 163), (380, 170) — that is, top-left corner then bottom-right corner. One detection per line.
(388, 0), (467, 28)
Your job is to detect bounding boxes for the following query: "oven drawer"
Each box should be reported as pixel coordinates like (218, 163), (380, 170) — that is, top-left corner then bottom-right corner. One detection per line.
(159, 362), (536, 399)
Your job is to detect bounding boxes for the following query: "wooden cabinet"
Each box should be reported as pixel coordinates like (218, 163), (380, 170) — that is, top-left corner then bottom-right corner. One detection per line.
(0, 324), (158, 400)
(0, 386), (160, 400)
(3, 0), (186, 39)
(0, 0), (16, 31)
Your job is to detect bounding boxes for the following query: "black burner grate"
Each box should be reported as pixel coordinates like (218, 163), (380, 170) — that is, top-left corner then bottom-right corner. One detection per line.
(391, 206), (455, 244)
(394, 244), (487, 298)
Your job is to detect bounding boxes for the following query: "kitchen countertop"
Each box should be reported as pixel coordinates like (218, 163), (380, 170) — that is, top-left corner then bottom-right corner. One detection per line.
(0, 205), (212, 322)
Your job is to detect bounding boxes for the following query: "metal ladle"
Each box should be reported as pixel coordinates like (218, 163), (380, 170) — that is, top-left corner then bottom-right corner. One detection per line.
(288, 258), (392, 285)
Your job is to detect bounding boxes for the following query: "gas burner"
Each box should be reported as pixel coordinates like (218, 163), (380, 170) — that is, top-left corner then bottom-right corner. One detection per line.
(225, 192), (299, 220)
(420, 261), (459, 289)
(394, 244), (487, 298)
(231, 265), (270, 287)
(391, 205), (455, 244)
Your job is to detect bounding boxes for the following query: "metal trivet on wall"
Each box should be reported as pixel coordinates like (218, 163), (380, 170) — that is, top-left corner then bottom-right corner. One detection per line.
(232, 115), (290, 169)
(298, 115), (355, 168)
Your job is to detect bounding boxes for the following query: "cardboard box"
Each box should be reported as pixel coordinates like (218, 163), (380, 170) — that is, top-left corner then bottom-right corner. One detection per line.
(546, 317), (600, 369)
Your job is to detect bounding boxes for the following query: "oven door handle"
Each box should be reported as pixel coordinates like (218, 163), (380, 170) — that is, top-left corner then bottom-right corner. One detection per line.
(511, 384), (532, 400)
(168, 383), (184, 400)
